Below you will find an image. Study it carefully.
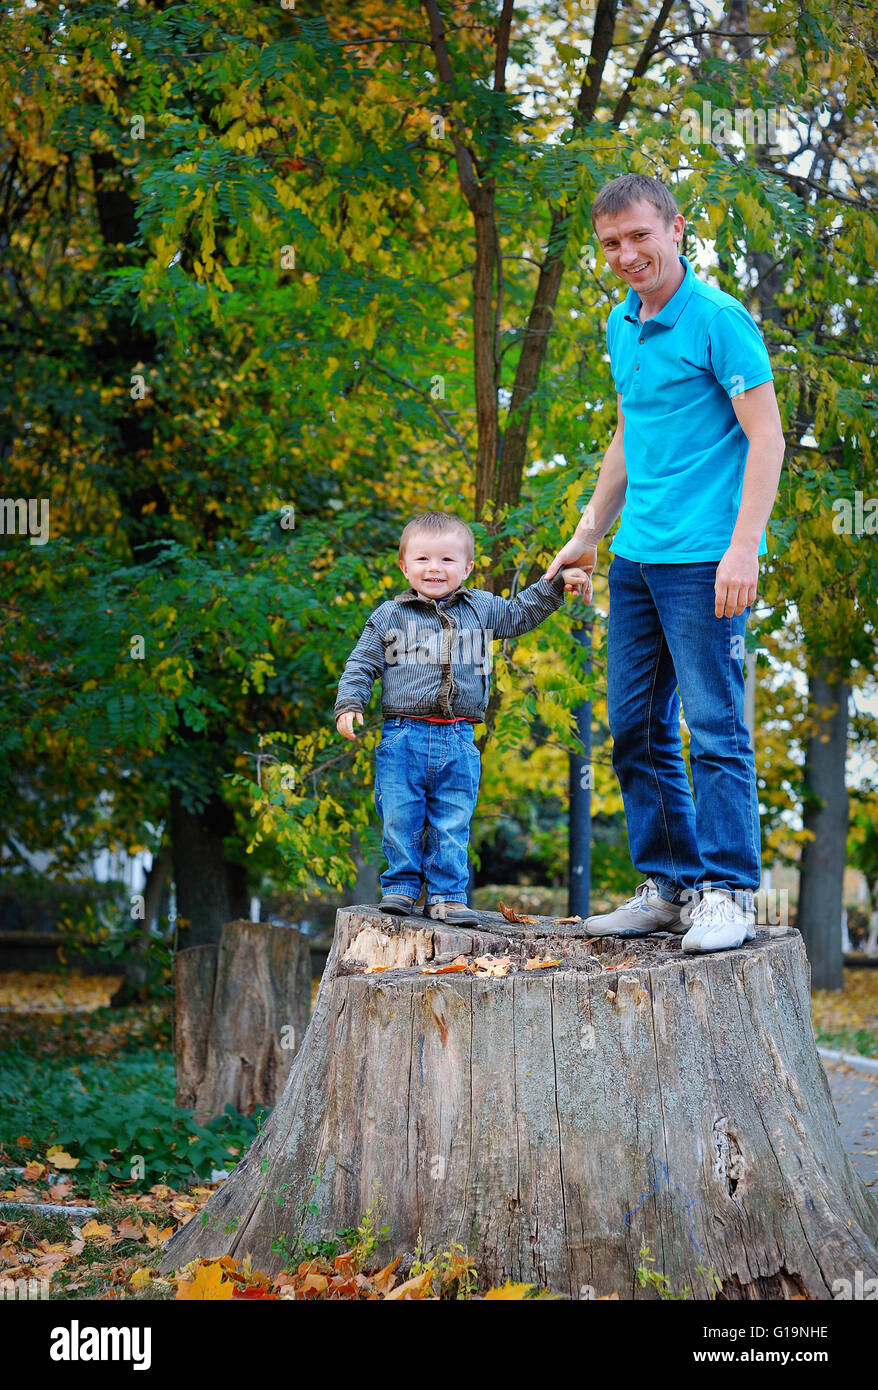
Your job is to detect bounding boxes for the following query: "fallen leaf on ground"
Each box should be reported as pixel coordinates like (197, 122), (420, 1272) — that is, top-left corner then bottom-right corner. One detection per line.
(145, 1223), (175, 1248)
(300, 1271), (329, 1295)
(176, 1261), (235, 1300)
(116, 1217), (145, 1240)
(482, 1279), (542, 1299)
(80, 1220), (114, 1242)
(384, 1267), (436, 1300)
(46, 1148), (79, 1170)
(370, 1254), (401, 1294)
(556, 916), (582, 924)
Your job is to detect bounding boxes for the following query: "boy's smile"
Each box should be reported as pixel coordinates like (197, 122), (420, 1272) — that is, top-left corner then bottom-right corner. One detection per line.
(399, 529), (474, 600)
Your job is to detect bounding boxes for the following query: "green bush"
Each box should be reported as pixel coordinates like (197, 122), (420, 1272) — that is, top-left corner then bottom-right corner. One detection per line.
(0, 1046), (267, 1191)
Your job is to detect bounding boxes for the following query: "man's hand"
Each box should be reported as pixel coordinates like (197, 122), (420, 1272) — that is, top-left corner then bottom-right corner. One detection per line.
(714, 545), (758, 617)
(336, 711), (364, 740)
(560, 565), (593, 601)
(545, 538), (597, 584)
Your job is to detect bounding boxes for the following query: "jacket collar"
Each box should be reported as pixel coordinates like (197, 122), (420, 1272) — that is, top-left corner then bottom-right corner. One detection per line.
(394, 585), (470, 608)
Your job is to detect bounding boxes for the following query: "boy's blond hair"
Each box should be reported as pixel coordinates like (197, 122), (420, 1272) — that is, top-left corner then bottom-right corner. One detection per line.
(398, 511), (475, 564)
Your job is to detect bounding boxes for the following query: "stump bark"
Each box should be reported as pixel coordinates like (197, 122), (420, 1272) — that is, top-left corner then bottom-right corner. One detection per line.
(174, 919), (310, 1124)
(160, 907), (878, 1298)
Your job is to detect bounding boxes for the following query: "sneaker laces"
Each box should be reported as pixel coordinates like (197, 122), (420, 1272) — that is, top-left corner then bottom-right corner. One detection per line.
(625, 879), (662, 914)
(690, 893), (738, 929)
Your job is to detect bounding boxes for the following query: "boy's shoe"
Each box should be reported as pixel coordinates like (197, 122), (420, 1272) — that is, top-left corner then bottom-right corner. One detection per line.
(585, 878), (684, 936)
(681, 891), (756, 953)
(378, 894), (417, 917)
(424, 900), (479, 925)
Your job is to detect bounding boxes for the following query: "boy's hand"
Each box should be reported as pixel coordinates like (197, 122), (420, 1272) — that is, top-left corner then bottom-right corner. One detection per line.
(336, 711), (364, 740)
(560, 565), (593, 601)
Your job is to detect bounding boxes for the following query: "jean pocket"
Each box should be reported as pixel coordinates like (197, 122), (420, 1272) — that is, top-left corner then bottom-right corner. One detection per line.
(453, 721), (479, 751)
(378, 720), (408, 750)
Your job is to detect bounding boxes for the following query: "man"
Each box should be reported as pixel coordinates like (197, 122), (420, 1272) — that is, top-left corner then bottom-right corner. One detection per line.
(545, 174), (785, 952)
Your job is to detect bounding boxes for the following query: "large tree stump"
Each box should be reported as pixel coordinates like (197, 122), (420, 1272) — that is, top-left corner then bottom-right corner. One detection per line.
(160, 907), (878, 1297)
(174, 920), (310, 1124)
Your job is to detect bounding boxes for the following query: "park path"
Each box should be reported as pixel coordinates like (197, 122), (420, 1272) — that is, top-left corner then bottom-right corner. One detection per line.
(823, 1057), (878, 1190)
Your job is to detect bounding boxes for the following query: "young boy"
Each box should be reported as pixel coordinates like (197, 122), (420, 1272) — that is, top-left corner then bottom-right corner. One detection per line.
(334, 511), (591, 924)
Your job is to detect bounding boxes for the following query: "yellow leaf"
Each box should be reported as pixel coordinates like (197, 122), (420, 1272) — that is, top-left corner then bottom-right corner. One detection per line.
(384, 1267), (436, 1300)
(80, 1220), (114, 1241)
(482, 1279), (542, 1300)
(46, 1149), (79, 1170)
(129, 1267), (155, 1290)
(176, 1261), (235, 1300)
(145, 1223), (175, 1248)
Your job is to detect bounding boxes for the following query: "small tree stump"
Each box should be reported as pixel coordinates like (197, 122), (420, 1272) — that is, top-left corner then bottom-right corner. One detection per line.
(160, 908), (878, 1297)
(174, 920), (310, 1124)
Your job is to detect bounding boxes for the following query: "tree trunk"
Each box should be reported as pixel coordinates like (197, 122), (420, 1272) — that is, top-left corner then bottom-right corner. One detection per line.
(798, 669), (850, 990)
(159, 907), (878, 1298)
(170, 788), (249, 948)
(174, 920), (311, 1124)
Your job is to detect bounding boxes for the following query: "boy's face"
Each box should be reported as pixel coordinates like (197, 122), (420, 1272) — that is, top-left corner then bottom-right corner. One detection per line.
(399, 529), (474, 599)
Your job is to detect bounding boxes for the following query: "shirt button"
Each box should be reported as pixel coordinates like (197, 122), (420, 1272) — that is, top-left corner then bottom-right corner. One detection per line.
(635, 364), (640, 371)
(639, 337), (644, 344)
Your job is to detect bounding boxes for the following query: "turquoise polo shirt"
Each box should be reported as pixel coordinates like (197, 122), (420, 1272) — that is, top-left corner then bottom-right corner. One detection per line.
(606, 255), (774, 563)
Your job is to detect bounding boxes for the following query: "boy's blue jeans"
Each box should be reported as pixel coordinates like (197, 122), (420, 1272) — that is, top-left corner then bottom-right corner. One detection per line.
(374, 716), (481, 903)
(606, 556), (760, 909)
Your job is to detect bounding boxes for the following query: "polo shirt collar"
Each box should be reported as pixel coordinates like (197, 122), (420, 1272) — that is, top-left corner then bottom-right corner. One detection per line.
(622, 254), (695, 328)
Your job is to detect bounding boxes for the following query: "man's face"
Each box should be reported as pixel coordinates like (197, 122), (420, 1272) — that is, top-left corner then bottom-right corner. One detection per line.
(399, 529), (474, 599)
(593, 198), (685, 301)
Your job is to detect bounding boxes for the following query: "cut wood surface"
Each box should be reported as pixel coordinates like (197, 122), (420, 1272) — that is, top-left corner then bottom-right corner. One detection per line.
(174, 920), (310, 1124)
(160, 907), (878, 1298)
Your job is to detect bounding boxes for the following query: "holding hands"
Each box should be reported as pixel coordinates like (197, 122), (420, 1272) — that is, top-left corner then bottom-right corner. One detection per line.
(558, 565), (593, 601)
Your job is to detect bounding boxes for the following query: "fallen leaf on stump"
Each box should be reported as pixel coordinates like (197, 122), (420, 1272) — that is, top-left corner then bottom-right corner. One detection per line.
(524, 956), (561, 971)
(498, 901), (539, 924)
(473, 955), (512, 977)
(421, 955), (470, 974)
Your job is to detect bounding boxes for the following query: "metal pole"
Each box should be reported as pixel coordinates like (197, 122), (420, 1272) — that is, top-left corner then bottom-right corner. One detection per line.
(568, 617), (592, 918)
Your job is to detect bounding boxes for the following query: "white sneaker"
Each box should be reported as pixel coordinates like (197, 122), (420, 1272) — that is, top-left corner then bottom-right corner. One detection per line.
(585, 879), (684, 937)
(681, 891), (756, 953)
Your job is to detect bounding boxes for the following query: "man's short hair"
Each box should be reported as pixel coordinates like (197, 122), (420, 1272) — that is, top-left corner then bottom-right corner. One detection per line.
(591, 174), (681, 228)
(398, 511), (475, 563)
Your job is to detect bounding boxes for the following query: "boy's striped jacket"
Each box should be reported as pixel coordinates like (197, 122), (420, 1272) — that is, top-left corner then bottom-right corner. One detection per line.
(334, 572), (568, 723)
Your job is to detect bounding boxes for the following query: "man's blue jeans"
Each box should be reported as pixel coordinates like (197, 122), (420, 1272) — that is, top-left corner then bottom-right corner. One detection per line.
(606, 556), (760, 908)
(373, 717), (481, 903)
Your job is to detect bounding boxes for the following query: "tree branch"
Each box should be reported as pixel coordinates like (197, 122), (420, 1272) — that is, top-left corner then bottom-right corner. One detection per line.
(368, 356), (475, 470)
(612, 0), (676, 125)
